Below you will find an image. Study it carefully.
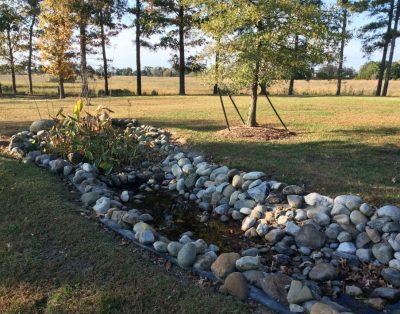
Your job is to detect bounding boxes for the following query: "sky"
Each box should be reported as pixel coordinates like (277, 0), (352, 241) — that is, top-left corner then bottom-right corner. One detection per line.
(98, 5), (400, 72)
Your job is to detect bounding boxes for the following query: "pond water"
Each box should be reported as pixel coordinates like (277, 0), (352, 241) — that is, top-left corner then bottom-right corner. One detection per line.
(128, 190), (260, 253)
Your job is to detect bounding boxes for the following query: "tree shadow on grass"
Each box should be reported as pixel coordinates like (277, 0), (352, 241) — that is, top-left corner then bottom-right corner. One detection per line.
(329, 127), (400, 137)
(190, 139), (400, 205)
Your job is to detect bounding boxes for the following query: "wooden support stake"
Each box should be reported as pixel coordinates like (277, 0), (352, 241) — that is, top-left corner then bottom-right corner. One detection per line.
(264, 93), (288, 131)
(218, 87), (230, 131)
(228, 93), (245, 125)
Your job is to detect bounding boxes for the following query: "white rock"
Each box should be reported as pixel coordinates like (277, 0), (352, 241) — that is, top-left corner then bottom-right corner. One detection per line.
(93, 196), (110, 214)
(241, 217), (256, 231)
(243, 171), (266, 180)
(82, 163), (94, 172)
(120, 191), (130, 202)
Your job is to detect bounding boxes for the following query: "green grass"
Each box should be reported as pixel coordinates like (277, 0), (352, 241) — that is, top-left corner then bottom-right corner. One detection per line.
(1, 95), (398, 205)
(0, 157), (253, 313)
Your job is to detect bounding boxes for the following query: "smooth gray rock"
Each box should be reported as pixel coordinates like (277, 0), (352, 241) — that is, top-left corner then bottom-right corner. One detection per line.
(337, 242), (357, 254)
(153, 241), (168, 252)
(93, 196), (110, 214)
(373, 287), (400, 301)
(286, 280), (313, 304)
(377, 205), (400, 222)
(81, 191), (101, 206)
(350, 210), (368, 225)
(283, 185), (304, 196)
(29, 119), (56, 133)
(241, 216), (256, 231)
(382, 267), (400, 287)
(177, 242), (197, 267)
(235, 256), (261, 271)
(287, 195), (304, 208)
(243, 171), (266, 180)
(334, 195), (363, 211)
(295, 224), (326, 249)
(372, 243), (393, 264)
(309, 263), (337, 281)
(234, 199), (256, 210)
(304, 193), (333, 209)
(138, 230), (155, 244)
(247, 182), (268, 203)
(356, 248), (372, 262)
(167, 241), (184, 256)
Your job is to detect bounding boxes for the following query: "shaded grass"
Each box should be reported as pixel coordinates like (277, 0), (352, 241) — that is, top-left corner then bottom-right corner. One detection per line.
(0, 95), (399, 205)
(0, 157), (253, 313)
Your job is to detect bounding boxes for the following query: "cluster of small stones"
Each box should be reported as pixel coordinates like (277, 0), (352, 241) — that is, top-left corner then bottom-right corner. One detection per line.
(8, 118), (400, 313)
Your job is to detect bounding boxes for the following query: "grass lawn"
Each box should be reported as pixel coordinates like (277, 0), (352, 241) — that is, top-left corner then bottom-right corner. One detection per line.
(0, 156), (253, 313)
(2, 74), (400, 96)
(0, 95), (399, 206)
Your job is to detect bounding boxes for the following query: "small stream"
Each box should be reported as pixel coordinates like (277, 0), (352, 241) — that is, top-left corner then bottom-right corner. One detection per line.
(127, 190), (260, 253)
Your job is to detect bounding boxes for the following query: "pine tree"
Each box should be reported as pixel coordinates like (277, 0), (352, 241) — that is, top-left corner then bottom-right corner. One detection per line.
(0, 0), (25, 94)
(23, 0), (40, 95)
(359, 0), (395, 96)
(92, 0), (127, 96)
(38, 0), (76, 99)
(150, 0), (203, 95)
(382, 0), (400, 95)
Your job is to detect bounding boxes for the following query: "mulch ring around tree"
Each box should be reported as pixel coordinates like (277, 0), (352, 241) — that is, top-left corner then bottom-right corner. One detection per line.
(216, 125), (296, 141)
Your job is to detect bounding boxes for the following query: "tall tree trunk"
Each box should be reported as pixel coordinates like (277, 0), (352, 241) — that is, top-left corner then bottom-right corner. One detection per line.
(79, 20), (88, 97)
(135, 0), (142, 96)
(99, 11), (109, 96)
(382, 0), (400, 96)
(178, 5), (185, 96)
(376, 0), (394, 96)
(288, 35), (299, 96)
(336, 5), (347, 96)
(6, 29), (17, 95)
(59, 75), (65, 99)
(28, 15), (36, 95)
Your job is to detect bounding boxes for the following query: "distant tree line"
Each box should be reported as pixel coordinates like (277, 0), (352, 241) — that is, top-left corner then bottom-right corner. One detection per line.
(0, 0), (399, 108)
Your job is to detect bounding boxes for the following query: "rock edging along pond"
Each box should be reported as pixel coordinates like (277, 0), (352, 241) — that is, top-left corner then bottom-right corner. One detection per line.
(7, 118), (400, 313)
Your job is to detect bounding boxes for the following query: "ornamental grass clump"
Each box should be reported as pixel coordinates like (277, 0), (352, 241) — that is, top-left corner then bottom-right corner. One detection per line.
(46, 100), (143, 174)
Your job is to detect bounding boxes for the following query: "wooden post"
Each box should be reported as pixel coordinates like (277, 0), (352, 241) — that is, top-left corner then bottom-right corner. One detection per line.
(228, 93), (245, 125)
(218, 87), (230, 131)
(264, 93), (288, 131)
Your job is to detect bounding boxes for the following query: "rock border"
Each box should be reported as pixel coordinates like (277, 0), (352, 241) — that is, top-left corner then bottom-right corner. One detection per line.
(6, 117), (400, 313)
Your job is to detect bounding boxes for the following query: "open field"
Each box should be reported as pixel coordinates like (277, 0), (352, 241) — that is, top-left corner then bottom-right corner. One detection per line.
(1, 74), (400, 96)
(0, 157), (252, 313)
(1, 95), (399, 205)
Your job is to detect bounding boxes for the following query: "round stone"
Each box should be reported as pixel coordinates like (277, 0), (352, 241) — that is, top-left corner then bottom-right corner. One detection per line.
(177, 243), (197, 268)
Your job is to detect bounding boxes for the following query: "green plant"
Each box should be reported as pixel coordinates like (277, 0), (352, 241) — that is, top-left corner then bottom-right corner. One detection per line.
(151, 89), (158, 96)
(46, 100), (143, 174)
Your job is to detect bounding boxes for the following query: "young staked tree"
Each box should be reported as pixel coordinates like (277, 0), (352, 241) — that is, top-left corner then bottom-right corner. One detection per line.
(150, 0), (203, 95)
(193, 0), (337, 127)
(359, 0), (395, 96)
(0, 0), (24, 94)
(382, 0), (400, 95)
(38, 0), (76, 99)
(92, 0), (127, 96)
(23, 0), (40, 95)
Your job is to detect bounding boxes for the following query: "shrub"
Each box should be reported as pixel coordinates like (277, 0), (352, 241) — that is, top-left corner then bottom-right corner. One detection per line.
(151, 89), (158, 96)
(46, 100), (143, 174)
(110, 89), (134, 97)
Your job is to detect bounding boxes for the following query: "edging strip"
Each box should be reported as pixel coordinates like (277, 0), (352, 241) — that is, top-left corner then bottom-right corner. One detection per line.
(100, 218), (292, 314)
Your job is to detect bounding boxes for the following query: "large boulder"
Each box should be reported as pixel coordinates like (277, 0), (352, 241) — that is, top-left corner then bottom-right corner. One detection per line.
(29, 119), (56, 133)
(177, 242), (197, 268)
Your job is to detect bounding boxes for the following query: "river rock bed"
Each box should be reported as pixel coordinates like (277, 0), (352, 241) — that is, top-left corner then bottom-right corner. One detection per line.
(7, 118), (400, 313)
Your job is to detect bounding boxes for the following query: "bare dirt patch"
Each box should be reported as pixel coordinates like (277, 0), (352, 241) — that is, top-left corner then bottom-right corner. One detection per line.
(216, 125), (295, 141)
